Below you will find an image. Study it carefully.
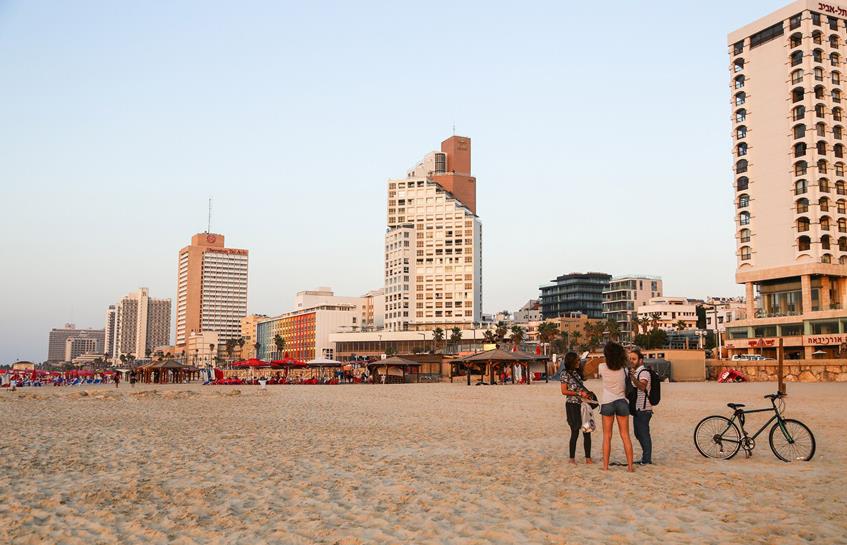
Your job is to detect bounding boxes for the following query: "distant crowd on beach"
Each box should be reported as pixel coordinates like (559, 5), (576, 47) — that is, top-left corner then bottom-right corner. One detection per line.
(1, 370), (139, 390)
(560, 341), (659, 472)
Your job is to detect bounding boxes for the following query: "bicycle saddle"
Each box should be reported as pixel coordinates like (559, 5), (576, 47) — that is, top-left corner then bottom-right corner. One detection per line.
(727, 403), (746, 409)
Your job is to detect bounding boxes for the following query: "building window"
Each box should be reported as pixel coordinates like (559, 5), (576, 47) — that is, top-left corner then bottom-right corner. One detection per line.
(814, 49), (824, 63)
(839, 235), (847, 249)
(793, 124), (806, 139)
(835, 107), (844, 121)
(818, 141), (828, 155)
(739, 211), (751, 226)
(822, 253), (832, 263)
(813, 12), (821, 26)
(790, 14), (802, 30)
(798, 235), (812, 251)
(734, 58), (745, 72)
(791, 69), (804, 84)
(817, 103), (827, 118)
(832, 53), (841, 67)
(839, 200), (846, 214)
(795, 161), (808, 175)
(737, 143), (748, 156)
(793, 105), (805, 120)
(819, 159), (829, 173)
(740, 228), (751, 243)
(737, 159), (748, 173)
(821, 196), (830, 211)
(740, 246), (751, 261)
(834, 89), (843, 103)
(818, 122), (827, 137)
(735, 92), (746, 106)
(837, 144), (845, 158)
(737, 125), (747, 139)
(815, 67), (825, 81)
(838, 180), (846, 194)
(815, 85), (825, 99)
(750, 22), (784, 48)
(795, 142), (807, 157)
(797, 216), (810, 231)
(791, 32), (803, 47)
(833, 71), (841, 85)
(830, 17), (840, 31)
(737, 176), (749, 190)
(822, 216), (831, 231)
(791, 51), (804, 66)
(835, 126), (843, 140)
(821, 178), (831, 192)
(733, 40), (744, 55)
(796, 197), (809, 213)
(796, 179), (808, 194)
(738, 194), (750, 208)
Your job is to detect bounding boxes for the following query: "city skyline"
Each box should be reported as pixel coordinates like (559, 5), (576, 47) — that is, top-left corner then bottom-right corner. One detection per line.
(0, 1), (788, 363)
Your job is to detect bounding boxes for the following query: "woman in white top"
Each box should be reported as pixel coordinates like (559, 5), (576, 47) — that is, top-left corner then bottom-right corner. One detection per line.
(598, 342), (635, 472)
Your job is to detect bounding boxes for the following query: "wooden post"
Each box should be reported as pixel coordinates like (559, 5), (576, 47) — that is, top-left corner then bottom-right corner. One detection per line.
(778, 337), (786, 395)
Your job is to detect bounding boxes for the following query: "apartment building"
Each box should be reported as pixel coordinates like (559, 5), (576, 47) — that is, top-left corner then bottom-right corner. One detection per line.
(46, 324), (104, 363)
(384, 135), (483, 332)
(636, 297), (700, 332)
(727, 0), (847, 358)
(111, 288), (171, 359)
(256, 304), (358, 361)
(602, 276), (664, 341)
(540, 272), (611, 320)
(176, 233), (248, 348)
(294, 287), (385, 331)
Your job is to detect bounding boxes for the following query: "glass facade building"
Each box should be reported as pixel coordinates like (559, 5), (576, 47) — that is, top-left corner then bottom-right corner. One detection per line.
(539, 272), (612, 320)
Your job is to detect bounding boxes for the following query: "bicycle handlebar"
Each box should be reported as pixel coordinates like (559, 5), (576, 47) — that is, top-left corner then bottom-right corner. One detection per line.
(764, 392), (786, 400)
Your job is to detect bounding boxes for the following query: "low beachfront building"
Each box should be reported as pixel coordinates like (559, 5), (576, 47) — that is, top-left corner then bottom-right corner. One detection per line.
(602, 276), (663, 341)
(256, 304), (359, 362)
(636, 297), (701, 332)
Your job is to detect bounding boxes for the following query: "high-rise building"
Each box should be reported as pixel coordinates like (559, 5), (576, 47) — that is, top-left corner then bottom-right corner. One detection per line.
(112, 288), (171, 359)
(104, 306), (116, 359)
(47, 324), (104, 363)
(384, 135), (482, 331)
(603, 276), (663, 340)
(727, 1), (847, 359)
(175, 233), (248, 348)
(540, 272), (611, 320)
(64, 337), (98, 362)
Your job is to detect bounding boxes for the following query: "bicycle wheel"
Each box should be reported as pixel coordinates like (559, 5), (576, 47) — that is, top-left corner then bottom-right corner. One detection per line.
(769, 419), (816, 462)
(694, 416), (741, 459)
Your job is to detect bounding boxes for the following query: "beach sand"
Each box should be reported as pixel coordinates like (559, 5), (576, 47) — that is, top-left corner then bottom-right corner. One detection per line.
(1, 380), (845, 545)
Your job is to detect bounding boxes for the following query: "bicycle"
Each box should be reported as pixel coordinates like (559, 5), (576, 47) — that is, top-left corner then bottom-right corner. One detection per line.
(694, 392), (816, 462)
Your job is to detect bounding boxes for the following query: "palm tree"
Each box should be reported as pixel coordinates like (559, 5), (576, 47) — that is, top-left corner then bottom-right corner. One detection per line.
(119, 354), (127, 366)
(495, 321), (509, 348)
(570, 330), (582, 351)
(254, 342), (261, 360)
(225, 339), (236, 362)
(537, 321), (560, 355)
(510, 325), (525, 351)
(650, 312), (662, 332)
(675, 320), (688, 331)
(450, 327), (462, 353)
(432, 328), (445, 353)
(483, 330), (497, 344)
(606, 319), (621, 342)
(273, 335), (285, 359)
(237, 336), (245, 358)
(561, 330), (570, 350)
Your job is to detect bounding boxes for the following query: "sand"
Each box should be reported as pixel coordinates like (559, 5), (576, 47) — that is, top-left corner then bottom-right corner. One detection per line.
(1, 380), (845, 545)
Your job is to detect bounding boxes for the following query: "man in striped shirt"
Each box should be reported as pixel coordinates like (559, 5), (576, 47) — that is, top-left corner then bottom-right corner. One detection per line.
(628, 348), (653, 465)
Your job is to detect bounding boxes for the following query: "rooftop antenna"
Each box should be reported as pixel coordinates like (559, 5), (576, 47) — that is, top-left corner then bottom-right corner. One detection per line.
(452, 122), (455, 135)
(207, 197), (212, 233)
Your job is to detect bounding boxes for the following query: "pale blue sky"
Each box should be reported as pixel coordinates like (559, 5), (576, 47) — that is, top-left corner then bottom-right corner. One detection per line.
(0, 1), (788, 362)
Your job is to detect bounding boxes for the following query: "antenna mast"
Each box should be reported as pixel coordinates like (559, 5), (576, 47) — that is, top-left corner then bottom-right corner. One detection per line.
(207, 197), (212, 233)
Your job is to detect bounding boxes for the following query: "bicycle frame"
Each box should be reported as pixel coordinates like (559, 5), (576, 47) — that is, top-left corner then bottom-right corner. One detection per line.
(721, 398), (795, 445)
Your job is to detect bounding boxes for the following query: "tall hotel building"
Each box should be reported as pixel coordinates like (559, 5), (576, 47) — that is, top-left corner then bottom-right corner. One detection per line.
(176, 233), (248, 349)
(726, 0), (847, 359)
(384, 135), (482, 331)
(111, 288), (171, 358)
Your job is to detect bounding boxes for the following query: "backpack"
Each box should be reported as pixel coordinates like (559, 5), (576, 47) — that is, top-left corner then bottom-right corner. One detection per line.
(637, 368), (662, 408)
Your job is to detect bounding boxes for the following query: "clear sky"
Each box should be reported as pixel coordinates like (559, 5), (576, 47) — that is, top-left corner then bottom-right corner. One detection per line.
(0, 1), (790, 363)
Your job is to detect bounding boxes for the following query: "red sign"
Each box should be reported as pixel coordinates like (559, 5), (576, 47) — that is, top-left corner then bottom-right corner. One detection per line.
(747, 339), (775, 347)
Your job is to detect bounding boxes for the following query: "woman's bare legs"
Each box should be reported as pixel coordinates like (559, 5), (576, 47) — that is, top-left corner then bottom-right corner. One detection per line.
(602, 414), (614, 470)
(617, 414), (635, 472)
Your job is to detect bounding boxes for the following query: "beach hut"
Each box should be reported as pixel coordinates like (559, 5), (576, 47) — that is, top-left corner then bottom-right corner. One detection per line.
(138, 359), (199, 384)
(453, 349), (537, 385)
(366, 356), (422, 384)
(306, 357), (343, 381)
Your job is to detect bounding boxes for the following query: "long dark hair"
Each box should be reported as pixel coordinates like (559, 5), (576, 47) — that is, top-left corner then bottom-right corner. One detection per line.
(603, 342), (627, 371)
(563, 352), (581, 378)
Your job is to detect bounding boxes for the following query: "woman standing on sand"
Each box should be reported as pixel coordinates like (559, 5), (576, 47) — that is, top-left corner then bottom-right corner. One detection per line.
(560, 352), (593, 464)
(598, 342), (635, 472)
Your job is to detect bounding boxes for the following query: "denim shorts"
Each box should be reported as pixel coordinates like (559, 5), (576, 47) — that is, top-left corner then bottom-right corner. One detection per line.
(600, 398), (630, 417)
